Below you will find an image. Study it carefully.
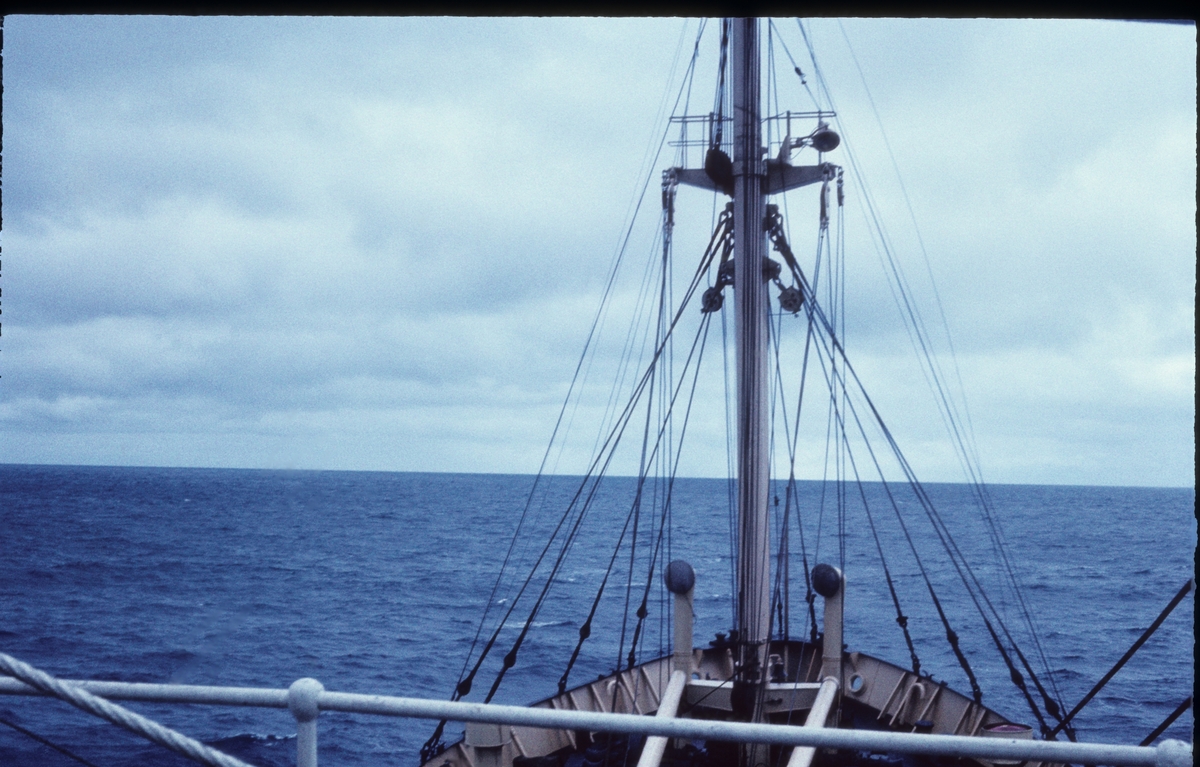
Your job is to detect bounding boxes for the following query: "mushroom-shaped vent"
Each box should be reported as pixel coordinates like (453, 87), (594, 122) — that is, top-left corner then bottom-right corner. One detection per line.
(665, 560), (696, 594)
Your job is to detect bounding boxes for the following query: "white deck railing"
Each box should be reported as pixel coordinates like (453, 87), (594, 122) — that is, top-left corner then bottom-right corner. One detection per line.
(0, 663), (1190, 767)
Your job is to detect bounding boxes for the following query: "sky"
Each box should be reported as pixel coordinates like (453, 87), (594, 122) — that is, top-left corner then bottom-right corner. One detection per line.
(0, 17), (1194, 487)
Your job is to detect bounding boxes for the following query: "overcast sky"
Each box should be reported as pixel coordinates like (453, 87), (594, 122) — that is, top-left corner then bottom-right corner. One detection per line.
(0, 17), (1194, 487)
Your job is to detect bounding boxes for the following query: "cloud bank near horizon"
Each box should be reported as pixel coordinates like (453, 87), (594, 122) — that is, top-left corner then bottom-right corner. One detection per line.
(1, 17), (1194, 487)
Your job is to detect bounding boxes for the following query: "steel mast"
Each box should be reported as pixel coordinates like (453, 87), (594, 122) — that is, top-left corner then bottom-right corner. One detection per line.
(665, 17), (833, 762)
(731, 15), (772, 740)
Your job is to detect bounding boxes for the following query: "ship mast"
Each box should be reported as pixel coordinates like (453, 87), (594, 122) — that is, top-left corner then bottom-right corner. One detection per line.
(664, 15), (832, 753)
(731, 15), (772, 732)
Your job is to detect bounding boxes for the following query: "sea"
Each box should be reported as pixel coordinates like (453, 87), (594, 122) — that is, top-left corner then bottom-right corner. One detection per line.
(0, 464), (1194, 766)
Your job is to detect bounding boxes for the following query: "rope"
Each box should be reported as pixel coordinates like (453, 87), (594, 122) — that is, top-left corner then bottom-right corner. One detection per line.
(768, 19), (821, 109)
(1008, 640), (1074, 739)
(793, 265), (1084, 720)
(979, 617), (1051, 737)
(476, 214), (730, 706)
(1139, 696), (1193, 747)
(558, 497), (641, 694)
(422, 240), (702, 753)
(785, 215), (825, 647)
(429, 26), (711, 757)
(804, 329), (923, 677)
(803, 16), (1072, 729)
(623, 313), (713, 671)
(850, 476), (921, 676)
(927, 589), (983, 704)
(817, 319), (985, 702)
(773, 204), (940, 684)
(1049, 579), (1195, 739)
(795, 268), (986, 701)
(577, 271), (710, 699)
(0, 652), (254, 767)
(831, 413), (922, 676)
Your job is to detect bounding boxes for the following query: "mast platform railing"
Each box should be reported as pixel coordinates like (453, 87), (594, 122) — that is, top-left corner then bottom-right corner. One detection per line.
(1, 672), (1191, 767)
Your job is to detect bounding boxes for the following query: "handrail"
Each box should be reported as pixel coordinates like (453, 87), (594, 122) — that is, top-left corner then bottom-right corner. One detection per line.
(0, 677), (288, 706)
(1, 674), (1191, 767)
(0, 652), (254, 767)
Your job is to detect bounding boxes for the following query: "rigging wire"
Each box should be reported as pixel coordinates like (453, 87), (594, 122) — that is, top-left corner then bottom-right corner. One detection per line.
(769, 18), (822, 110)
(711, 19), (730, 149)
(615, 297), (660, 679)
(793, 17), (1073, 734)
(556, 491), (642, 694)
(1049, 579), (1196, 739)
(421, 22), (708, 757)
(768, 19), (825, 592)
(564, 263), (724, 692)
(828, 17), (1063, 718)
(833, 179), (848, 576)
(625, 312), (715, 670)
(765, 173), (824, 646)
(432, 18), (1139, 761)
(1139, 697), (1193, 747)
(0, 715), (103, 767)
(768, 19), (961, 704)
(771, 197), (937, 682)
(795, 263), (986, 700)
(791, 256), (1069, 718)
(479, 210), (730, 698)
(828, 27), (1034, 650)
(767, 23), (793, 647)
(446, 19), (701, 698)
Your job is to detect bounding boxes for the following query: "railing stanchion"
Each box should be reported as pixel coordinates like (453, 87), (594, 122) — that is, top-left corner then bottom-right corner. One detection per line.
(289, 678), (324, 767)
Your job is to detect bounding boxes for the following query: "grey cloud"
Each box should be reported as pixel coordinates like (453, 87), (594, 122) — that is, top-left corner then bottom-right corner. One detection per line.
(0, 17), (1193, 486)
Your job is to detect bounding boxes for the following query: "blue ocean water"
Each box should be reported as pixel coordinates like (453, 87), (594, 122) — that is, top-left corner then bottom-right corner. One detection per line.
(0, 464), (1193, 766)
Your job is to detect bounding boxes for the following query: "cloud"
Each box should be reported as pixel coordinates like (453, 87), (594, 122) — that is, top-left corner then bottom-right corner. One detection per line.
(0, 17), (1193, 486)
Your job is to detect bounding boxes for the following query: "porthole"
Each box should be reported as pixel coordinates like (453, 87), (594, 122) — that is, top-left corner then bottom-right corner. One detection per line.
(848, 674), (865, 695)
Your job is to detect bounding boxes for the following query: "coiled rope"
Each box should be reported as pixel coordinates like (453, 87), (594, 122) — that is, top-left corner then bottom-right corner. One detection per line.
(0, 651), (255, 767)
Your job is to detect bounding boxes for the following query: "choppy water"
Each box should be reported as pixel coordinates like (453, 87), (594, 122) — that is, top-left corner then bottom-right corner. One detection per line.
(0, 465), (1193, 766)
